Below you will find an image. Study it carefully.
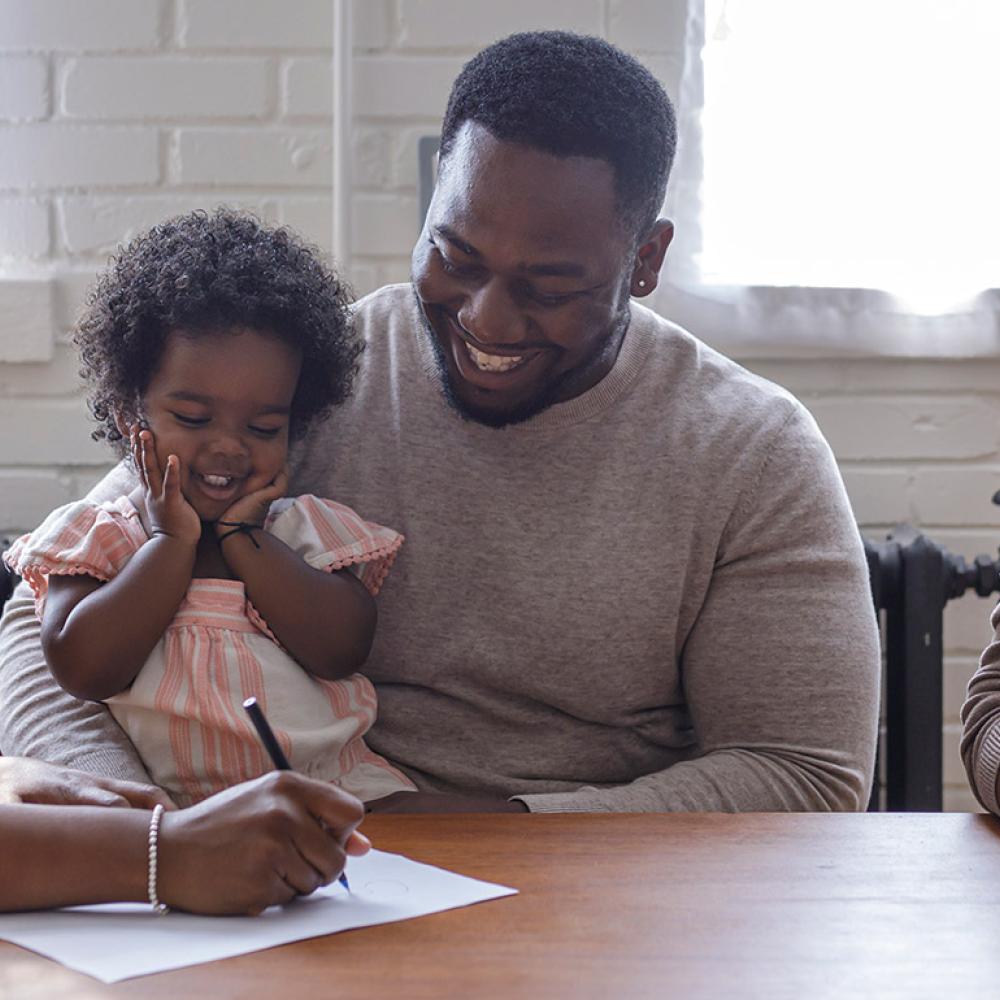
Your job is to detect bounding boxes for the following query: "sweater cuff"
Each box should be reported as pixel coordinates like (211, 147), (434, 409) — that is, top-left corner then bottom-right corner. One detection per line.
(974, 719), (1000, 815)
(512, 790), (611, 814)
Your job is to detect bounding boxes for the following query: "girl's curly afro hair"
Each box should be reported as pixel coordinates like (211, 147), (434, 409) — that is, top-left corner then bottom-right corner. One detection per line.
(75, 208), (360, 455)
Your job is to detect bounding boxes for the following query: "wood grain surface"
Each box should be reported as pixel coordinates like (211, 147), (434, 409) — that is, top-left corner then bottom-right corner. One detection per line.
(3, 812), (1000, 999)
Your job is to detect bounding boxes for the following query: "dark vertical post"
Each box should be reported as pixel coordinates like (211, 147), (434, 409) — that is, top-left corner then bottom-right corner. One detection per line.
(884, 528), (944, 811)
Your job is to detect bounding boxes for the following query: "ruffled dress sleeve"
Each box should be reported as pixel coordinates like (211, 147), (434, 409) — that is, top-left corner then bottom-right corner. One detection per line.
(2, 498), (147, 617)
(264, 494), (404, 596)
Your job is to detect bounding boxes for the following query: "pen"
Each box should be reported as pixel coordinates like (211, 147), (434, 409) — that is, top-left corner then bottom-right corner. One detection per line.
(243, 696), (351, 892)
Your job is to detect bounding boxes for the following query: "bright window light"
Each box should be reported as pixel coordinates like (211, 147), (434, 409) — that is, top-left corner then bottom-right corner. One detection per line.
(700, 0), (1000, 313)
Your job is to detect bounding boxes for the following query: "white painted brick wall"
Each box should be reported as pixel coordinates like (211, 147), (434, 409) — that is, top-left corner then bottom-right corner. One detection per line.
(0, 55), (49, 121)
(396, 0), (605, 48)
(62, 57), (272, 120)
(0, 0), (161, 52)
(0, 0), (996, 813)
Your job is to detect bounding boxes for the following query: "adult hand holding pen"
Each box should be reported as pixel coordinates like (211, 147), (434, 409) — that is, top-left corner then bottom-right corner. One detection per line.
(0, 768), (369, 915)
(158, 771), (370, 915)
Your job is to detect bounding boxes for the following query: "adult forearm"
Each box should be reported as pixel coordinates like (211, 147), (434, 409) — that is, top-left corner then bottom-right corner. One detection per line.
(0, 804), (148, 910)
(45, 536), (195, 701)
(0, 584), (153, 780)
(518, 746), (869, 814)
(220, 530), (376, 679)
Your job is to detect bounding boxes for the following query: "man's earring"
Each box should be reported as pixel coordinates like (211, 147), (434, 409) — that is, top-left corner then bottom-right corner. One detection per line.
(637, 279), (646, 289)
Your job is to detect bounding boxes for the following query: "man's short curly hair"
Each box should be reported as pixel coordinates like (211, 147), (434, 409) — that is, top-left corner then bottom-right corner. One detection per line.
(75, 208), (359, 455)
(439, 31), (677, 240)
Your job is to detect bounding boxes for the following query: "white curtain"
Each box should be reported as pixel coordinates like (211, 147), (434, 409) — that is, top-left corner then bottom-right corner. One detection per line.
(651, 0), (1000, 358)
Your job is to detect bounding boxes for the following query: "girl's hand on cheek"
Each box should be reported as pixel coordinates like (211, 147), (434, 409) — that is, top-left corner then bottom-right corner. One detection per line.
(216, 466), (288, 536)
(132, 427), (202, 545)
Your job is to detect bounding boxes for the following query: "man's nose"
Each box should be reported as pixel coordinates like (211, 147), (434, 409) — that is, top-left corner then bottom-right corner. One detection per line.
(457, 279), (522, 347)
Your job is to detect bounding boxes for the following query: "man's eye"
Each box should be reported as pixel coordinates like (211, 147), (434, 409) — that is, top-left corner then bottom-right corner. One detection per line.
(172, 413), (208, 426)
(249, 425), (282, 438)
(430, 240), (482, 279)
(526, 288), (579, 308)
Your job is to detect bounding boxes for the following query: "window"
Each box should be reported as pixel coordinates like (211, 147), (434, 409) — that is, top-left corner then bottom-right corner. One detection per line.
(655, 0), (1000, 356)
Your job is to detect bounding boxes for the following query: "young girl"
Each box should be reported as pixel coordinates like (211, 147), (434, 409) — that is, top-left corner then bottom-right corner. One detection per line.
(4, 209), (414, 808)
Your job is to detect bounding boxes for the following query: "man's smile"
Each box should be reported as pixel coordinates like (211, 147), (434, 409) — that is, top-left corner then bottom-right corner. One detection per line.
(443, 312), (548, 393)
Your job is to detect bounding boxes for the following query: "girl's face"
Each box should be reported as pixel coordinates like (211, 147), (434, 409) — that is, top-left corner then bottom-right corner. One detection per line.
(139, 328), (302, 523)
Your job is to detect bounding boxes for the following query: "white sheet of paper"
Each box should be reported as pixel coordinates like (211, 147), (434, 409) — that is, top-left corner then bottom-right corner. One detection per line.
(0, 848), (517, 983)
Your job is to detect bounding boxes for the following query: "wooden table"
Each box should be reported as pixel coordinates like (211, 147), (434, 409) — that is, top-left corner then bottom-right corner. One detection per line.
(3, 812), (1000, 999)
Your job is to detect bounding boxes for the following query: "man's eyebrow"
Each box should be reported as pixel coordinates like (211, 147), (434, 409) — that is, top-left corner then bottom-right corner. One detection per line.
(519, 261), (587, 278)
(434, 225), (587, 278)
(434, 226), (480, 258)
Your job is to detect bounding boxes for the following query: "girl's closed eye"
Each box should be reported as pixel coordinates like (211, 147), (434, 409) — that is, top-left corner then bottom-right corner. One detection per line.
(172, 412), (209, 427)
(249, 424), (283, 438)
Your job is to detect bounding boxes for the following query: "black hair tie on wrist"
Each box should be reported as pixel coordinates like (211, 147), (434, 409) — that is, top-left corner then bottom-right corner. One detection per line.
(217, 521), (263, 549)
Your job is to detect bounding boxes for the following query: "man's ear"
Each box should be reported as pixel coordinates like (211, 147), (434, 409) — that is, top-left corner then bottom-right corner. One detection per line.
(630, 219), (674, 297)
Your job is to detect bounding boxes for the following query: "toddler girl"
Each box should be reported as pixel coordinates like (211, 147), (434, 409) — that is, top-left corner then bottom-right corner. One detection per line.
(4, 209), (414, 807)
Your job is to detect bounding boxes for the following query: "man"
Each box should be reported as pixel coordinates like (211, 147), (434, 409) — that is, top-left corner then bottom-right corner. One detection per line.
(0, 32), (879, 812)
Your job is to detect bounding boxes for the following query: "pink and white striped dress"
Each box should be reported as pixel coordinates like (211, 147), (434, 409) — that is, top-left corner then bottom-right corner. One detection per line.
(6, 494), (415, 807)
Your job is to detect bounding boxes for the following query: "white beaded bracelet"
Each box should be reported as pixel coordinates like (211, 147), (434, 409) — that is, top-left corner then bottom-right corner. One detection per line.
(147, 803), (170, 915)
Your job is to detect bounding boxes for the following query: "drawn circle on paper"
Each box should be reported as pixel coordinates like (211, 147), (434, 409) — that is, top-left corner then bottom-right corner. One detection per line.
(362, 879), (410, 898)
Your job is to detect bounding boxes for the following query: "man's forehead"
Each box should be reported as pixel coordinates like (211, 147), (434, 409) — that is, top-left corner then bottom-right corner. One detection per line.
(432, 123), (625, 257)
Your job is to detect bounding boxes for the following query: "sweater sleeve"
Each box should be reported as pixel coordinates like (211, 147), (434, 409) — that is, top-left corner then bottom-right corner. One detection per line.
(518, 404), (881, 814)
(0, 461), (151, 780)
(0, 581), (153, 780)
(960, 601), (1000, 814)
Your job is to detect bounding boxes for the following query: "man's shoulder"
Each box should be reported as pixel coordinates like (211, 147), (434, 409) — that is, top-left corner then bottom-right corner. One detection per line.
(633, 302), (802, 433)
(351, 283), (417, 329)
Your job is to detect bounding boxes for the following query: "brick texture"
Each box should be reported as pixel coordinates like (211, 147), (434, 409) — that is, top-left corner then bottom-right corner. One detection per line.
(0, 277), (54, 363)
(0, 56), (48, 121)
(397, 0), (604, 49)
(0, 200), (50, 257)
(0, 0), (161, 52)
(1, 125), (160, 189)
(62, 57), (271, 120)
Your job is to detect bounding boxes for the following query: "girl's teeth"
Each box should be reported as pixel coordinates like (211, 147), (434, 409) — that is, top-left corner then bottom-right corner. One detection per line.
(203, 474), (232, 487)
(465, 342), (526, 373)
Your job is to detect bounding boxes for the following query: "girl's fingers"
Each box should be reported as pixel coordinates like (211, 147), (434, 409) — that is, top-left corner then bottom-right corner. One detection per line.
(162, 454), (178, 497)
(273, 467), (289, 496)
(131, 428), (147, 490)
(140, 431), (163, 495)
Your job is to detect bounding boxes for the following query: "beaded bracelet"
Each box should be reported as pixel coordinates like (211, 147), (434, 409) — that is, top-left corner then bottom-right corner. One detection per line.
(147, 803), (170, 915)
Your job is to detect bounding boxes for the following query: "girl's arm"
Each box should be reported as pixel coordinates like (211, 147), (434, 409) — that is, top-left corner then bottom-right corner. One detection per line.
(41, 430), (200, 702)
(215, 471), (377, 681)
(220, 527), (377, 681)
(42, 534), (195, 701)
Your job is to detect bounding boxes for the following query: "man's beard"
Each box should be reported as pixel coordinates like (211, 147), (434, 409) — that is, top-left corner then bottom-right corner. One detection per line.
(413, 290), (631, 430)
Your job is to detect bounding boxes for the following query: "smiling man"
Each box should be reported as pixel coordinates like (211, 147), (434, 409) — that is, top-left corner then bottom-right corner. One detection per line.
(0, 32), (879, 813)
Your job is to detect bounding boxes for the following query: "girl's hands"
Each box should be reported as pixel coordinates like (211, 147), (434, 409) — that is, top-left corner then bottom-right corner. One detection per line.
(157, 771), (370, 915)
(131, 427), (201, 545)
(216, 467), (288, 537)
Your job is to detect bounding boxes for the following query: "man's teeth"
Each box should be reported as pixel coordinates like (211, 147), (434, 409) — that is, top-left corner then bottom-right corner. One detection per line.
(465, 342), (527, 373)
(202, 474), (233, 487)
